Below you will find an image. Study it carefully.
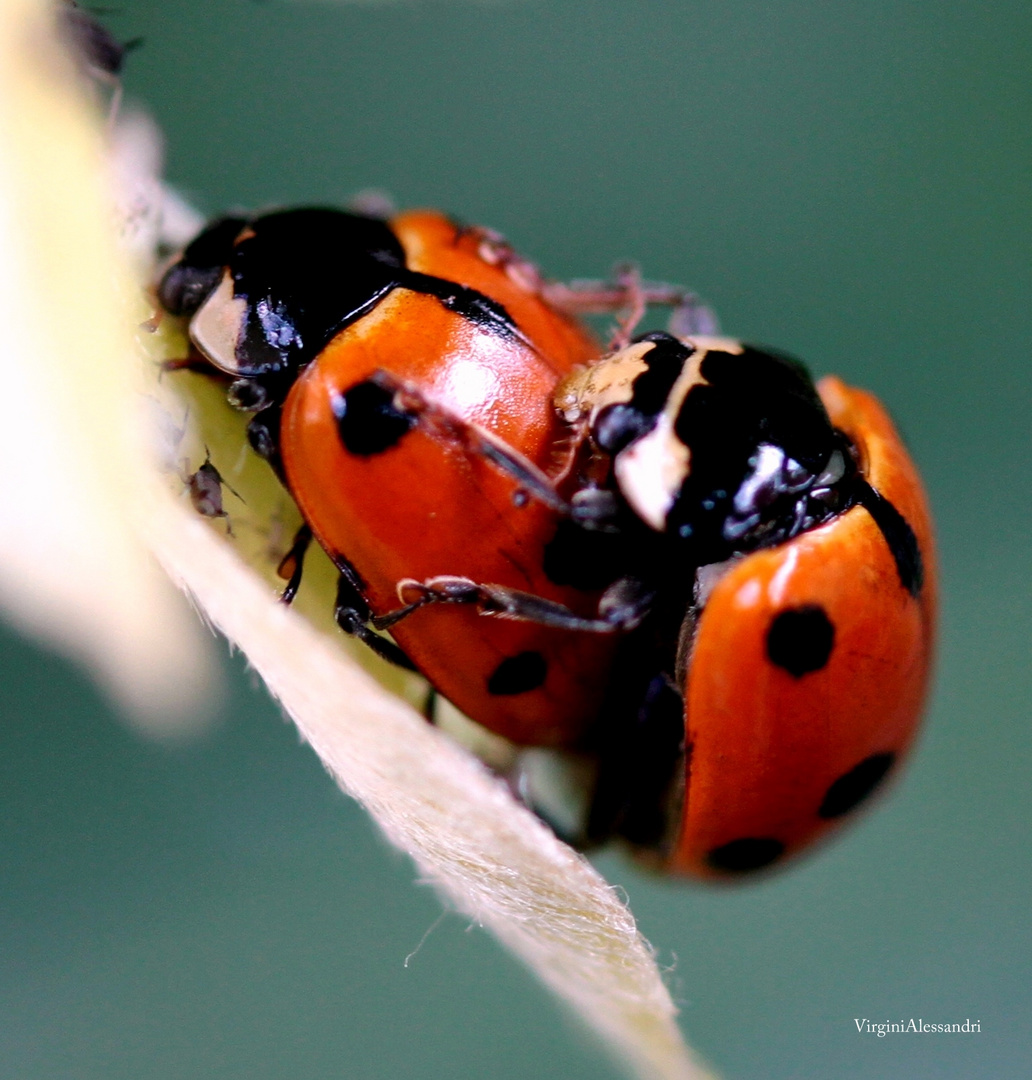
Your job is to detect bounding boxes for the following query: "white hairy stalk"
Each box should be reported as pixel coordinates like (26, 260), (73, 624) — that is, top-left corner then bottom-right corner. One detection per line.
(0, 3), (714, 1078)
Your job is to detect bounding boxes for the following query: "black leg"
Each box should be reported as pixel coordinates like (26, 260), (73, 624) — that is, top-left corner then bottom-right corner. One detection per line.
(421, 685), (439, 723)
(587, 667), (686, 847)
(371, 574), (655, 634)
(333, 573), (418, 671)
(277, 523), (313, 605)
(366, 371), (624, 530)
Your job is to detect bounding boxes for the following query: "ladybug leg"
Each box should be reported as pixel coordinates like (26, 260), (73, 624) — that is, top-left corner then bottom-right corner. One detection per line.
(541, 274), (719, 345)
(421, 685), (439, 723)
(666, 292), (721, 339)
(139, 308), (164, 333)
(345, 189), (396, 218)
(159, 343), (238, 385)
(609, 264), (648, 350)
(369, 372), (622, 529)
(461, 225), (547, 295)
(369, 371), (572, 515)
(374, 575), (655, 634)
(276, 523), (313, 605)
(160, 356), (219, 377)
(586, 670), (686, 846)
(333, 572), (418, 671)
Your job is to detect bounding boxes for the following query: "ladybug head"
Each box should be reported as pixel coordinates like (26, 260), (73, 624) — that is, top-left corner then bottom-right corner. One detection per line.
(588, 334), (857, 564)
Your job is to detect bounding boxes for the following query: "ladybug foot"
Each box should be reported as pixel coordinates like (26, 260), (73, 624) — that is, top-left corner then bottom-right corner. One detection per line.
(333, 571), (417, 670)
(276, 523), (313, 604)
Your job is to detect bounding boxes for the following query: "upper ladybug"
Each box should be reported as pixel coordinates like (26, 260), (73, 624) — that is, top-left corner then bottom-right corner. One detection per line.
(158, 207), (628, 747)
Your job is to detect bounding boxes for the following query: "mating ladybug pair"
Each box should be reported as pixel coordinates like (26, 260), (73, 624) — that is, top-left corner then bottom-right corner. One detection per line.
(157, 206), (935, 880)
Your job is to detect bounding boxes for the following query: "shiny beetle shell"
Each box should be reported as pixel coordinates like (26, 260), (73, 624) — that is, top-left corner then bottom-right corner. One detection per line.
(668, 377), (936, 878)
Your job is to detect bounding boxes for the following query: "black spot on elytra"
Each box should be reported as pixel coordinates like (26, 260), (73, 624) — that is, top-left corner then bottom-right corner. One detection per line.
(766, 605), (835, 677)
(333, 380), (416, 456)
(487, 652), (547, 695)
(854, 482), (923, 598)
(819, 753), (896, 819)
(707, 837), (785, 873)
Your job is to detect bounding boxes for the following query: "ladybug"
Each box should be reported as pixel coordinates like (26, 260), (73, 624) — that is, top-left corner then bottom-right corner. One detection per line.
(156, 206), (695, 747)
(158, 207), (935, 878)
(523, 333), (936, 877)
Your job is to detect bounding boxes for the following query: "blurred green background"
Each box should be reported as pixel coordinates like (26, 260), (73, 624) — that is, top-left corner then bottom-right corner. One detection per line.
(2, 1), (1030, 1077)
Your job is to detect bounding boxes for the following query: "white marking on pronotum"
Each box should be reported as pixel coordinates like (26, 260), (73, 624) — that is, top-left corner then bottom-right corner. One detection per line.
(614, 340), (713, 531)
(189, 271), (248, 374)
(615, 415), (688, 530)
